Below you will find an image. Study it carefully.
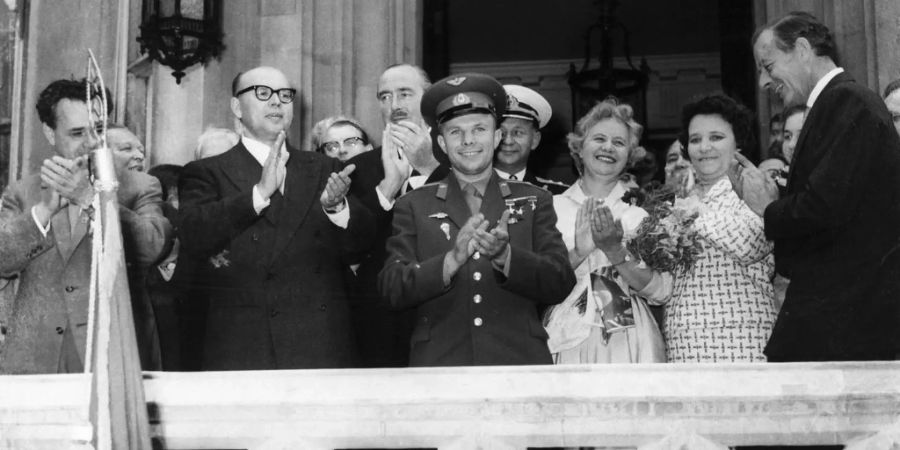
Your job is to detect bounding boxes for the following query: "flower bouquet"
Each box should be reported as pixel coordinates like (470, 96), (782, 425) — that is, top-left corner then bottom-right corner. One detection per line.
(624, 184), (704, 275)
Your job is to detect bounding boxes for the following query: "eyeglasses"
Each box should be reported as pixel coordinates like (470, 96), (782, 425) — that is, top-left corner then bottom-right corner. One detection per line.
(234, 85), (297, 104)
(320, 136), (364, 154)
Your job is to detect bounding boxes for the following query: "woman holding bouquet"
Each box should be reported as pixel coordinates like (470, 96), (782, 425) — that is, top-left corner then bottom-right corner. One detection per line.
(655, 93), (777, 362)
(544, 99), (666, 364)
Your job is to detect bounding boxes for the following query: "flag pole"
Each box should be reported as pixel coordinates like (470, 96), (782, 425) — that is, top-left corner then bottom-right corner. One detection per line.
(85, 48), (153, 450)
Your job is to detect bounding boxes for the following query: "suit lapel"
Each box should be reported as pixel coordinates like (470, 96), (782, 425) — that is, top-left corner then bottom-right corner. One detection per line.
(269, 149), (321, 265)
(218, 142), (272, 223)
(788, 72), (850, 190)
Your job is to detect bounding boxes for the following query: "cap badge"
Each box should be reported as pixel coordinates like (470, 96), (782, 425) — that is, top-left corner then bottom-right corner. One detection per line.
(452, 93), (470, 106)
(447, 76), (466, 86)
(507, 94), (519, 109)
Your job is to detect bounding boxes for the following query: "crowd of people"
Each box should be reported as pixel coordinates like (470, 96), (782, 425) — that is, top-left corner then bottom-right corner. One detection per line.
(1, 11), (899, 380)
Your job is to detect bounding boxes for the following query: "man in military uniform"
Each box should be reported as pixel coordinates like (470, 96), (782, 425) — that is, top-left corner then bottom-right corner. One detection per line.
(495, 84), (568, 194)
(378, 73), (575, 367)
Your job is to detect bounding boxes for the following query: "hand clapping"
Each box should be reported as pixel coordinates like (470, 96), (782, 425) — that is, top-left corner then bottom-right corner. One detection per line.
(473, 210), (511, 265)
(589, 200), (624, 253)
(257, 131), (287, 199)
(320, 164), (356, 211)
(40, 155), (92, 208)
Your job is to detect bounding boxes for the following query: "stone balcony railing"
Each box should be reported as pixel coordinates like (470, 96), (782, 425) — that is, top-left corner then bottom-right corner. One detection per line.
(0, 362), (898, 449)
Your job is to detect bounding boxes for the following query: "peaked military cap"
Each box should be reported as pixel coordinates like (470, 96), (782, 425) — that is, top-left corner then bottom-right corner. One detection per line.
(421, 72), (507, 128)
(503, 84), (552, 129)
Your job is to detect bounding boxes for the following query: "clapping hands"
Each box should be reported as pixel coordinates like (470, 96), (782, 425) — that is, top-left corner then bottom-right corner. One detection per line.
(450, 211), (512, 266)
(320, 164), (356, 211)
(257, 131), (287, 199)
(574, 198), (624, 258)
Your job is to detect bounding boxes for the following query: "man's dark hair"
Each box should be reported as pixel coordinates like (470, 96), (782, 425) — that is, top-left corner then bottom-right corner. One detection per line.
(769, 112), (783, 127)
(753, 11), (839, 66)
(36, 78), (113, 129)
(884, 79), (900, 99)
(782, 103), (809, 122)
(679, 93), (757, 157)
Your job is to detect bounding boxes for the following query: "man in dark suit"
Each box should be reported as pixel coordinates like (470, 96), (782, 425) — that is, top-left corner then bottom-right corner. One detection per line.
(178, 66), (372, 370)
(0, 79), (171, 373)
(344, 63), (450, 367)
(378, 73), (575, 367)
(495, 84), (568, 195)
(740, 12), (900, 363)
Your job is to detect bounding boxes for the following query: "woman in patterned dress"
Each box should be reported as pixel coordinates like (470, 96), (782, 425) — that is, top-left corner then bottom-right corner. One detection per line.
(653, 94), (777, 362)
(544, 99), (666, 364)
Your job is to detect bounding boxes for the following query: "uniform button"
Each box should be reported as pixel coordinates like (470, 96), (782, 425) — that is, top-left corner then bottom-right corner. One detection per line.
(55, 327), (64, 335)
(252, 233), (259, 242)
(473, 317), (483, 327)
(473, 272), (482, 281)
(319, 304), (327, 311)
(473, 294), (482, 304)
(473, 251), (480, 260)
(64, 286), (76, 293)
(270, 309), (279, 318)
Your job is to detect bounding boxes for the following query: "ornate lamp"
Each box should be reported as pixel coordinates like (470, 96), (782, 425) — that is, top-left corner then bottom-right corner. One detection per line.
(567, 0), (650, 126)
(137, 0), (223, 84)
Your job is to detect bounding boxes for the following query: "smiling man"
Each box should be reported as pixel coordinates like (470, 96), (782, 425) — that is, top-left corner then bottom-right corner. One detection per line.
(0, 79), (170, 373)
(495, 84), (567, 194)
(107, 125), (146, 176)
(178, 66), (373, 370)
(740, 12), (900, 366)
(378, 73), (574, 367)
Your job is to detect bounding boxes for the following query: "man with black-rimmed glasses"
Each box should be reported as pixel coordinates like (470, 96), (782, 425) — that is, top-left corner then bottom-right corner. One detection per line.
(177, 66), (373, 370)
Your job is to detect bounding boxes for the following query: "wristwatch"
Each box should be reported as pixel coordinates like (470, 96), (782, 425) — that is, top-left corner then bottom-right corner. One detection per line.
(608, 249), (633, 266)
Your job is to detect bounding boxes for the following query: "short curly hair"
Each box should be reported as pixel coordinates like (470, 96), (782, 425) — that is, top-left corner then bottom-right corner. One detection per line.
(567, 98), (644, 176)
(679, 93), (756, 157)
(36, 78), (113, 129)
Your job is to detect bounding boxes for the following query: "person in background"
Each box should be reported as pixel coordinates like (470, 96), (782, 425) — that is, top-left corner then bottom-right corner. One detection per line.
(311, 115), (374, 162)
(194, 126), (240, 160)
(663, 139), (694, 195)
(544, 98), (666, 364)
(379, 73), (575, 367)
(779, 104), (807, 163)
(766, 112), (784, 159)
(495, 84), (568, 194)
(883, 78), (900, 136)
(107, 124), (146, 174)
